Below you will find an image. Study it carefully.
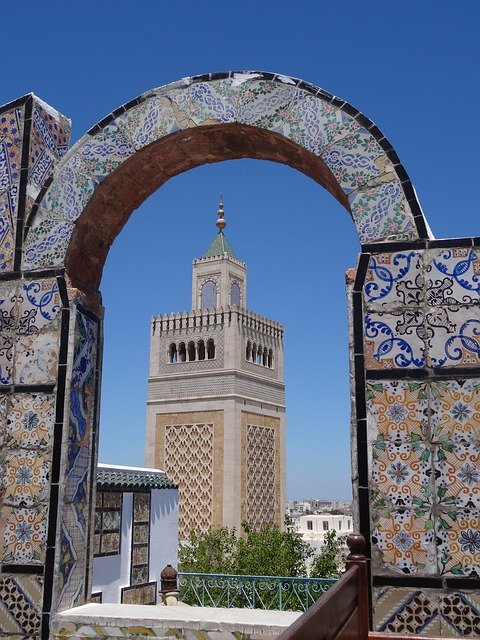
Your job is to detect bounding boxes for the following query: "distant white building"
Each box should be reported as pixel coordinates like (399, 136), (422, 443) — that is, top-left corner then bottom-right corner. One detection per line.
(92, 464), (179, 605)
(296, 514), (353, 554)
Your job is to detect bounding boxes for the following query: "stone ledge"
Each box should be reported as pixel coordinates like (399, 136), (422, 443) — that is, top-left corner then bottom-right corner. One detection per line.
(52, 603), (301, 638)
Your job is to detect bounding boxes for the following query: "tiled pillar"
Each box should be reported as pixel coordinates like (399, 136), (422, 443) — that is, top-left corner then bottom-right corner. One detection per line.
(352, 243), (480, 637)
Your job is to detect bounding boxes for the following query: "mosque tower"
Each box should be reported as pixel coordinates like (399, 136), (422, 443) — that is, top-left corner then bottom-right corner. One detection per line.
(145, 198), (286, 538)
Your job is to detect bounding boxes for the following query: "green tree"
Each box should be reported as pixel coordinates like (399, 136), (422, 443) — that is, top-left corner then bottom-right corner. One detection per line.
(236, 518), (313, 577)
(179, 526), (238, 574)
(178, 517), (313, 577)
(309, 530), (346, 578)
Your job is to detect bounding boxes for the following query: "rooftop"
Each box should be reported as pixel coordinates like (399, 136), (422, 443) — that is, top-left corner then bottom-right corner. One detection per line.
(96, 463), (177, 491)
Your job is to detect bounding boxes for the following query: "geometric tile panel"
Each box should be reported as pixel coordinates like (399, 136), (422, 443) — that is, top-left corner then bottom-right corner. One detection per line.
(0, 574), (43, 636)
(363, 249), (480, 370)
(373, 586), (480, 637)
(368, 377), (480, 577)
(1, 505), (48, 564)
(3, 448), (51, 506)
(6, 393), (55, 449)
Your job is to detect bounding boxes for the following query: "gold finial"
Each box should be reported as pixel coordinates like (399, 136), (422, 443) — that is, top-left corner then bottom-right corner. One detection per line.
(216, 194), (226, 231)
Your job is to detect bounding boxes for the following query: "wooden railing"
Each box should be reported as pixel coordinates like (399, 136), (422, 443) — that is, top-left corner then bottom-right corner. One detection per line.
(277, 533), (368, 640)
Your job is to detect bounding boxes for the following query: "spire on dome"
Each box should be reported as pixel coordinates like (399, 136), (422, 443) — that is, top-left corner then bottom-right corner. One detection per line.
(202, 196), (237, 259)
(216, 194), (226, 231)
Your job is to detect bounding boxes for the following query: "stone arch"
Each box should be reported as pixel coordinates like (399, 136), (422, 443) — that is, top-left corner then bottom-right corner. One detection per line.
(5, 72), (480, 638)
(22, 71), (428, 295)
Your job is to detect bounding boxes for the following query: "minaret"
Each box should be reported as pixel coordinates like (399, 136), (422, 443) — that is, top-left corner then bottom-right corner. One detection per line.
(145, 198), (286, 539)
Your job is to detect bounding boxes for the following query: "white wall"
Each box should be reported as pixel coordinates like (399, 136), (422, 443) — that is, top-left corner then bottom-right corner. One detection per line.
(149, 488), (179, 584)
(92, 493), (133, 602)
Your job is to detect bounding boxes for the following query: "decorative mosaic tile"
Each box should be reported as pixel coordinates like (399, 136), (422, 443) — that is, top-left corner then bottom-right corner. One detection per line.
(43, 153), (98, 222)
(58, 517), (86, 611)
(231, 79), (298, 130)
(68, 390), (92, 448)
(77, 122), (134, 182)
(6, 393), (55, 449)
(22, 215), (74, 270)
(116, 94), (179, 150)
(430, 379), (480, 443)
(131, 564), (149, 585)
(72, 310), (98, 390)
(364, 310), (426, 369)
(0, 332), (14, 385)
(28, 135), (56, 192)
(426, 248), (480, 306)
(323, 128), (392, 193)
(121, 581), (156, 605)
(17, 278), (61, 333)
(0, 393), (7, 446)
(3, 449), (51, 506)
(372, 586), (441, 635)
(440, 591), (480, 637)
(31, 100), (69, 159)
(102, 508), (120, 530)
(435, 440), (480, 509)
(366, 380), (428, 441)
(0, 278), (18, 332)
(371, 436), (431, 509)
(436, 509), (480, 577)
(14, 330), (59, 384)
(2, 504), (48, 563)
(364, 251), (424, 310)
(281, 91), (362, 155)
(0, 106), (23, 272)
(372, 508), (436, 574)
(427, 305), (480, 368)
(0, 574), (43, 636)
(132, 545), (148, 565)
(65, 445), (89, 502)
(100, 531), (120, 554)
(103, 491), (121, 508)
(133, 523), (149, 545)
(349, 179), (417, 244)
(168, 80), (236, 128)
(133, 491), (150, 522)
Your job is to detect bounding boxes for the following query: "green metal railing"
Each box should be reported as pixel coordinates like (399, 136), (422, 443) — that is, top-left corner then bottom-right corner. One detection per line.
(178, 572), (337, 612)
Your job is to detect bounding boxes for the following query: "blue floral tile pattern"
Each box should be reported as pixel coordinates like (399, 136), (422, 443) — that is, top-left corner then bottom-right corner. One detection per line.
(430, 379), (480, 443)
(436, 509), (480, 577)
(1, 505), (48, 564)
(364, 310), (426, 369)
(77, 122), (133, 182)
(0, 105), (24, 273)
(364, 252), (424, 310)
(426, 248), (480, 306)
(115, 95), (179, 150)
(435, 440), (480, 510)
(22, 215), (74, 271)
(372, 508), (436, 574)
(14, 331), (59, 385)
(18, 279), (60, 334)
(6, 394), (55, 449)
(427, 306), (480, 368)
(3, 449), (51, 507)
(0, 333), (14, 385)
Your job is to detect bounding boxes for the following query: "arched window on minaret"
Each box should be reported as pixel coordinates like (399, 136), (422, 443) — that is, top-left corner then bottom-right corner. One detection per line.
(207, 339), (215, 359)
(231, 282), (240, 306)
(246, 341), (251, 361)
(178, 342), (186, 362)
(169, 343), (177, 363)
(188, 341), (196, 361)
(201, 281), (217, 309)
(198, 340), (205, 360)
(268, 349), (273, 368)
(252, 344), (257, 364)
(262, 346), (268, 366)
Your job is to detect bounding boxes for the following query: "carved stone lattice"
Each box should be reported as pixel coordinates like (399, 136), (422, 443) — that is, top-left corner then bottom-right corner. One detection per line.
(246, 424), (276, 529)
(164, 423), (213, 538)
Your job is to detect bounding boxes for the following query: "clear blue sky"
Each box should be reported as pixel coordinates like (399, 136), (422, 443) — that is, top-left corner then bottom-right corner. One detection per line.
(2, 2), (479, 500)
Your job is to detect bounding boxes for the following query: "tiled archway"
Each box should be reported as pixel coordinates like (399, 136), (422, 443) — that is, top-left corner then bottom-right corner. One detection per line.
(1, 73), (479, 638)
